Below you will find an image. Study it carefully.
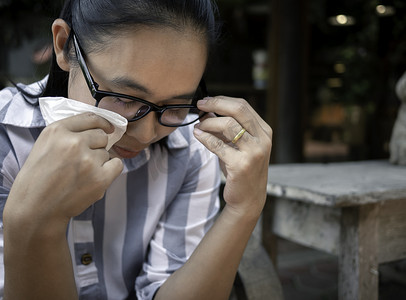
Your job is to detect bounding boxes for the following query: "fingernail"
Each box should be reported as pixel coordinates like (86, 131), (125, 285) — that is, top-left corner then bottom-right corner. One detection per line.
(200, 96), (213, 104)
(198, 99), (208, 106)
(193, 126), (203, 136)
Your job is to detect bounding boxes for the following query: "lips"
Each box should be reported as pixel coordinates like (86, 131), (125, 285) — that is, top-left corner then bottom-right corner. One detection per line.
(112, 145), (141, 159)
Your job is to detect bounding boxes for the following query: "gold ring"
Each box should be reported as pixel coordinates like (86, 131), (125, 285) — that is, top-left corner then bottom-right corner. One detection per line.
(232, 128), (246, 144)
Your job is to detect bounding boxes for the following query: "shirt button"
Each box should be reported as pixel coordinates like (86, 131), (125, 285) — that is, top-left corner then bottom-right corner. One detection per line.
(81, 253), (93, 265)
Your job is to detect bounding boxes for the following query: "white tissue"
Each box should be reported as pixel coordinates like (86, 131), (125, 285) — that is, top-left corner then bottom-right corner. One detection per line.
(39, 97), (128, 150)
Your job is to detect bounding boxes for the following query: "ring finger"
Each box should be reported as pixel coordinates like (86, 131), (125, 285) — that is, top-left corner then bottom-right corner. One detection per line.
(197, 117), (252, 147)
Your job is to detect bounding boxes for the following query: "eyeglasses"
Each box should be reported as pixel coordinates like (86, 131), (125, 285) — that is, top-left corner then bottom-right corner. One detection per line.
(72, 33), (208, 127)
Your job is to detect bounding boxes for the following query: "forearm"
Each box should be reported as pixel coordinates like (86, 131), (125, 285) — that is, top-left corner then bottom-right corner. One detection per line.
(3, 206), (78, 300)
(155, 204), (260, 300)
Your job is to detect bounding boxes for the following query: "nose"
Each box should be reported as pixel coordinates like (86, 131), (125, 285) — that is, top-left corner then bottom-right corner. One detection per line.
(125, 112), (158, 144)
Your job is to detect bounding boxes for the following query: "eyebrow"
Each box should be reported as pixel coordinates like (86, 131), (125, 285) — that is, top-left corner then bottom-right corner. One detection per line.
(110, 76), (151, 94)
(110, 76), (197, 101)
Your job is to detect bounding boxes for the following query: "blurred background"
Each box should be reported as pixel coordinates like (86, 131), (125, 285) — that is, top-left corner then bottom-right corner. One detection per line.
(1, 0), (406, 299)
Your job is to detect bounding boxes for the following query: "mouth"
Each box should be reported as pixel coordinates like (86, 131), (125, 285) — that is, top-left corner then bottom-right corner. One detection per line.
(111, 145), (141, 159)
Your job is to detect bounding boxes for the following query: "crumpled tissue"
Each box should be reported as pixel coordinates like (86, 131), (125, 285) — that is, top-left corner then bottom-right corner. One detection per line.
(39, 97), (128, 150)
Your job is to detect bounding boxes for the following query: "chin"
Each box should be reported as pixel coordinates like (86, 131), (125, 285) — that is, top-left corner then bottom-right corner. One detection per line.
(108, 151), (120, 159)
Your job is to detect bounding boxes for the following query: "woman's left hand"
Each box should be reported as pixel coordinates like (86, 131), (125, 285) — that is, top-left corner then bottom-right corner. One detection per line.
(193, 96), (272, 219)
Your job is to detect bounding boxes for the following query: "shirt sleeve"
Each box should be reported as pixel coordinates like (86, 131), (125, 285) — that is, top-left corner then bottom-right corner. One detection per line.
(135, 145), (221, 300)
(0, 124), (21, 299)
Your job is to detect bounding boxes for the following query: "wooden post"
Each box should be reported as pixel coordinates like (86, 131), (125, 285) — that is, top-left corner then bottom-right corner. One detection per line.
(266, 0), (280, 149)
(339, 204), (379, 300)
(267, 0), (309, 163)
(262, 195), (278, 264)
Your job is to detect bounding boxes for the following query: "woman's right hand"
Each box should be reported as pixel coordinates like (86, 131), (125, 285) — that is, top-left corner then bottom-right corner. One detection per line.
(4, 112), (123, 230)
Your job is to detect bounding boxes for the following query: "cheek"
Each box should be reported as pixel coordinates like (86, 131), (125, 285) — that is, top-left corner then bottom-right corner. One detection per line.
(158, 126), (177, 140)
(123, 118), (177, 144)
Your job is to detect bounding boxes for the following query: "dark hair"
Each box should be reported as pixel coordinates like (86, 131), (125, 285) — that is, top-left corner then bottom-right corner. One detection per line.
(41, 0), (220, 98)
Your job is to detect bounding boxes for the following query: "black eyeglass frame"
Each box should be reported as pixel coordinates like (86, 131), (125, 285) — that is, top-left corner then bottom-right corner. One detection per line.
(72, 33), (208, 127)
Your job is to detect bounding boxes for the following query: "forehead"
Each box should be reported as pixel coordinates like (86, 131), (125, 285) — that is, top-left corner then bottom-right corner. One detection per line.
(85, 27), (208, 95)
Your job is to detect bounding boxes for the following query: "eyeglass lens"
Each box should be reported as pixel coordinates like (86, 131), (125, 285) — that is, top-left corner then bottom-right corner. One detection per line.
(97, 96), (205, 126)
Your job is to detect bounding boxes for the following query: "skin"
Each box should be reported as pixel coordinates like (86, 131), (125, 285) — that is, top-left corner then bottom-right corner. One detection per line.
(3, 18), (272, 300)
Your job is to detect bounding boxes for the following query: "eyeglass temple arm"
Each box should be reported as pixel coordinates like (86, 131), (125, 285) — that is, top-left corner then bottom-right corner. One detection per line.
(72, 34), (101, 100)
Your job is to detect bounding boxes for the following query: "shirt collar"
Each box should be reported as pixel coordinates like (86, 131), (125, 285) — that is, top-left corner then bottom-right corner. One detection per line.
(166, 126), (190, 149)
(0, 77), (47, 128)
(2, 78), (191, 147)
(1, 77), (192, 173)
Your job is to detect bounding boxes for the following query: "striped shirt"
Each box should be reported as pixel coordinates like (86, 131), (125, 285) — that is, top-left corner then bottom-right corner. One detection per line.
(0, 79), (220, 299)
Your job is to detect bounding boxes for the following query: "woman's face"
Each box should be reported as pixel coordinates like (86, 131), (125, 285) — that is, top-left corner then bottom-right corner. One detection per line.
(67, 27), (208, 159)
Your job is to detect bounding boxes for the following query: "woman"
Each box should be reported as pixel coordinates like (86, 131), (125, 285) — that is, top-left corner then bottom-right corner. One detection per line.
(0, 0), (272, 299)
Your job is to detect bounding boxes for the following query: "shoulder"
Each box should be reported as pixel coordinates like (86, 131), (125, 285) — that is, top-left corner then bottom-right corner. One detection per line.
(0, 77), (47, 128)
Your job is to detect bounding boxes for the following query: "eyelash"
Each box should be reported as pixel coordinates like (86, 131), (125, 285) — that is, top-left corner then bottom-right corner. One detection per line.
(113, 97), (137, 108)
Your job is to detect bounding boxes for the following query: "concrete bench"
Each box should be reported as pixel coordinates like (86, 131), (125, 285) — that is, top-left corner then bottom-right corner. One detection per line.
(263, 160), (406, 300)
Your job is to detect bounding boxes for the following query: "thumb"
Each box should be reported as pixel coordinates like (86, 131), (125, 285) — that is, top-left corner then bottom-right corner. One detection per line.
(102, 157), (124, 185)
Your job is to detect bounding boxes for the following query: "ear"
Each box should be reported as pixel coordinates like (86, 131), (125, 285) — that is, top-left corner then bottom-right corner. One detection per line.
(52, 19), (71, 72)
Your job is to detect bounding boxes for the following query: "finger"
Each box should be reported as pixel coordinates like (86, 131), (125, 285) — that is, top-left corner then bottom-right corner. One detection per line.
(196, 117), (252, 149)
(102, 157), (124, 185)
(197, 96), (269, 136)
(79, 128), (109, 149)
(58, 112), (115, 134)
(197, 112), (216, 123)
(93, 148), (111, 163)
(193, 127), (239, 164)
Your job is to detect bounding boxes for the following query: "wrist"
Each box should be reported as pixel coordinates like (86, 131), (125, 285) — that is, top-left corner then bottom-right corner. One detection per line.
(222, 192), (266, 221)
(3, 203), (69, 244)
(4, 178), (70, 242)
(221, 202), (263, 227)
